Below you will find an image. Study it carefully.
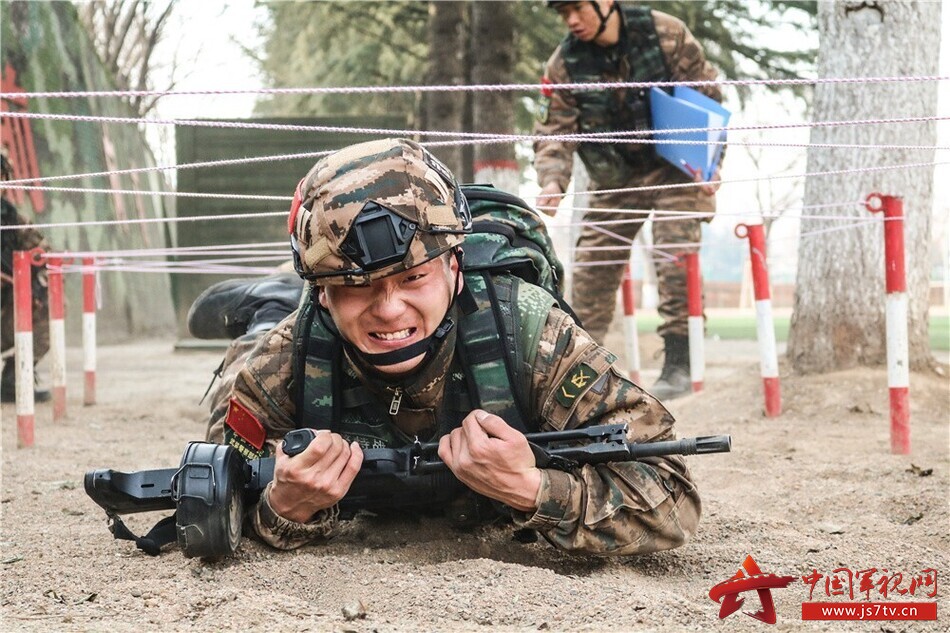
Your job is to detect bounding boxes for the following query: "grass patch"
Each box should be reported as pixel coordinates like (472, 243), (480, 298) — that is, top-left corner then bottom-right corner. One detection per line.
(635, 314), (949, 351)
(932, 315), (950, 351)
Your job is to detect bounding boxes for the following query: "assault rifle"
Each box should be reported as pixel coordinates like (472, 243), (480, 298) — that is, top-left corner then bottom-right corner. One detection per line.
(84, 424), (731, 559)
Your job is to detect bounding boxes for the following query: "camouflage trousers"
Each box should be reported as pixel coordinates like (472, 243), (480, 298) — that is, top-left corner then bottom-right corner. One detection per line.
(572, 162), (715, 343)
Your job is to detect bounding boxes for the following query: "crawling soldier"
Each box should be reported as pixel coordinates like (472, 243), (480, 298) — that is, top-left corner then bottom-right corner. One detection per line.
(195, 138), (701, 555)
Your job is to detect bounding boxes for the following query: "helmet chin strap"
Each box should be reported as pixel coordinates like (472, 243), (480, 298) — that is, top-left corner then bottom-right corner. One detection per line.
(326, 250), (464, 370)
(590, 0), (618, 39)
(352, 315), (455, 367)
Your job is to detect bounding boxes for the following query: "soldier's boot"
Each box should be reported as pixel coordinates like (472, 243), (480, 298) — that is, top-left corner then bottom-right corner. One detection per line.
(1, 361), (14, 403)
(0, 360), (51, 403)
(187, 273), (305, 340)
(650, 334), (691, 401)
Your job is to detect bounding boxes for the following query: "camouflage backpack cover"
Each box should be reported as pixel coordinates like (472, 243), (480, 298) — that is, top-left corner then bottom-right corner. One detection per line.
(460, 184), (573, 316)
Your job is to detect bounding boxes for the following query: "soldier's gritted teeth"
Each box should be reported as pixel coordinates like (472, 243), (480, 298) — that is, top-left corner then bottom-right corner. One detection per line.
(370, 326), (415, 344)
(319, 255), (457, 375)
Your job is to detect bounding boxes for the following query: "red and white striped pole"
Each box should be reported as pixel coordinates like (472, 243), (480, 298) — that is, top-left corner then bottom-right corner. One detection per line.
(12, 250), (34, 447)
(866, 193), (910, 454)
(82, 257), (97, 406)
(621, 264), (641, 383)
(684, 252), (704, 392)
(735, 223), (781, 417)
(47, 255), (67, 420)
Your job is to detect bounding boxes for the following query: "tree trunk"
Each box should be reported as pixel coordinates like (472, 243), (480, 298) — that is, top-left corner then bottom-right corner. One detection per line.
(425, 1), (467, 179)
(787, 0), (939, 373)
(471, 0), (517, 193)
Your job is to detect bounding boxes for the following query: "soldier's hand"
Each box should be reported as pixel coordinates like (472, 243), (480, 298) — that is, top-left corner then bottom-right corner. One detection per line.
(268, 430), (363, 523)
(535, 182), (564, 216)
(438, 409), (542, 512)
(697, 168), (721, 196)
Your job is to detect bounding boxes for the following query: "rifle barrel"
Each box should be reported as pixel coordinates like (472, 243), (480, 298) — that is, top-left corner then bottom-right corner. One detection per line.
(625, 435), (731, 458)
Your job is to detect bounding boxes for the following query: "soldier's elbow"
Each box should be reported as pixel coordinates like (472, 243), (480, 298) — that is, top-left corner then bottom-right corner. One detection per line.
(616, 492), (703, 556)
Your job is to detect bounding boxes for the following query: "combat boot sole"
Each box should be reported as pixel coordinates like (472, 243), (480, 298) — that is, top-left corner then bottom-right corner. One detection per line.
(187, 273), (304, 340)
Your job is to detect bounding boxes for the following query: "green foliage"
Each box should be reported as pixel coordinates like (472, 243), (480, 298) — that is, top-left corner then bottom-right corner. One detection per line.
(254, 1), (428, 121)
(662, 0), (818, 103)
(511, 2), (566, 132)
(253, 1), (817, 126)
(634, 312), (950, 351)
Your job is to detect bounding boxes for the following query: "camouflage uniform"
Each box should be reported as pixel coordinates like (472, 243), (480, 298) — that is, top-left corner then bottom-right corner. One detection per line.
(533, 8), (722, 343)
(1, 175), (50, 377)
(207, 138), (701, 555)
(208, 297), (700, 555)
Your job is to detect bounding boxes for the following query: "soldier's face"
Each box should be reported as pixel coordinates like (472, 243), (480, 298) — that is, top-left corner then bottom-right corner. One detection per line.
(320, 252), (460, 375)
(555, 1), (608, 42)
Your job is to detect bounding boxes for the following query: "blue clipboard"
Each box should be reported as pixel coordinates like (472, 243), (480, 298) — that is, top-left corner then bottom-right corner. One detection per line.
(650, 86), (730, 181)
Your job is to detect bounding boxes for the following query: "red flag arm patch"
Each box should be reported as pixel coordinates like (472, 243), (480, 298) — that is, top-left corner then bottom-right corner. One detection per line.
(287, 177), (306, 234)
(225, 398), (266, 450)
(541, 75), (554, 98)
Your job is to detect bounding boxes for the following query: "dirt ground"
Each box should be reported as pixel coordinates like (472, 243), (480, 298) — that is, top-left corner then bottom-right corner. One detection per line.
(1, 329), (947, 632)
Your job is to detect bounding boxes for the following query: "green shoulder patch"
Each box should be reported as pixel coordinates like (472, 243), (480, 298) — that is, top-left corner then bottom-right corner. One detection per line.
(556, 362), (597, 408)
(537, 95), (551, 123)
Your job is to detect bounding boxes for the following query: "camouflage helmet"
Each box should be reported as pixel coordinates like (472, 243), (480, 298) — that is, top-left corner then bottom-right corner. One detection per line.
(288, 138), (471, 285)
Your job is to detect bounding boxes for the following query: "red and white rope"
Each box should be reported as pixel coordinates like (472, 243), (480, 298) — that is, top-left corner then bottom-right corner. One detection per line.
(3, 73), (947, 100)
(3, 110), (948, 148)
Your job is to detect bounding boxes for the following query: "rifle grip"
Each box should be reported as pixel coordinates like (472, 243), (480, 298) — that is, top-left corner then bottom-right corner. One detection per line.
(282, 428), (317, 457)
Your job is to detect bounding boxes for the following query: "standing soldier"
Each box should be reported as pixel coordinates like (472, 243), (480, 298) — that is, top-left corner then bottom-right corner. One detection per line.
(0, 148), (50, 403)
(533, 0), (724, 399)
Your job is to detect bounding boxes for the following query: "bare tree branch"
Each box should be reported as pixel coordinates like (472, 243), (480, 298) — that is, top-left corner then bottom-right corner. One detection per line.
(110, 0), (143, 73)
(77, 0), (175, 117)
(104, 2), (126, 73)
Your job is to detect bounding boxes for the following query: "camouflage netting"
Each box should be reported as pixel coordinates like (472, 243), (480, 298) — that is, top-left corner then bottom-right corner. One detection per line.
(1, 2), (175, 342)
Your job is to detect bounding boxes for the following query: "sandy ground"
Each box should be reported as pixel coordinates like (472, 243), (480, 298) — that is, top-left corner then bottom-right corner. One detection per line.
(1, 330), (948, 632)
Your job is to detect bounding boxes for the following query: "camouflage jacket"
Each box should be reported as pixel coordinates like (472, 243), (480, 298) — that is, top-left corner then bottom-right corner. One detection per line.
(533, 9), (723, 191)
(1, 197), (48, 280)
(208, 283), (701, 556)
